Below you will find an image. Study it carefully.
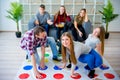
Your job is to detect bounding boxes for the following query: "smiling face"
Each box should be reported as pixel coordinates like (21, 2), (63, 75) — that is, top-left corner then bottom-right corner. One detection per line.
(39, 7), (45, 14)
(61, 36), (71, 48)
(92, 27), (100, 37)
(80, 10), (86, 17)
(60, 6), (65, 15)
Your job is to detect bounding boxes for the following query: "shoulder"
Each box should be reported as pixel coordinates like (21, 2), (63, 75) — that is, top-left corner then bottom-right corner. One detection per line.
(36, 11), (40, 15)
(22, 29), (34, 40)
(74, 16), (77, 20)
(44, 11), (50, 15)
(83, 20), (92, 24)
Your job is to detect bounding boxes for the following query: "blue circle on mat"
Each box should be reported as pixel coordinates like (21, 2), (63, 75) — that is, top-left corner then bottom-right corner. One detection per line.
(38, 65), (48, 70)
(23, 65), (33, 70)
(75, 66), (79, 70)
(54, 65), (62, 70)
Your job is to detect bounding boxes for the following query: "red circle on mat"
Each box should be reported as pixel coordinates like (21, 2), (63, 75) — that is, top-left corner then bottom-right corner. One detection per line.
(94, 74), (98, 78)
(71, 73), (81, 79)
(36, 72), (47, 79)
(104, 73), (115, 79)
(53, 73), (64, 79)
(19, 73), (29, 79)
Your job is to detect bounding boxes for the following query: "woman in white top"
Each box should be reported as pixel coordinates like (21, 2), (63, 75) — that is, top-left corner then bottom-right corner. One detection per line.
(60, 32), (103, 78)
(85, 26), (109, 70)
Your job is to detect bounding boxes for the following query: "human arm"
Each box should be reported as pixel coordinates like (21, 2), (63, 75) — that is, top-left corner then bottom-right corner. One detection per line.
(71, 63), (79, 77)
(96, 42), (102, 56)
(34, 12), (40, 25)
(40, 46), (45, 69)
(31, 53), (42, 79)
(66, 12), (71, 22)
(47, 13), (53, 25)
(34, 20), (39, 25)
(74, 21), (83, 37)
(47, 19), (53, 25)
(84, 12), (88, 22)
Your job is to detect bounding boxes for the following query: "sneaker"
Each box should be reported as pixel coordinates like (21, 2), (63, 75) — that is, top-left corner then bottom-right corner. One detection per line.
(88, 70), (95, 78)
(66, 63), (71, 68)
(84, 65), (90, 70)
(99, 65), (109, 70)
(52, 58), (61, 62)
(26, 54), (28, 59)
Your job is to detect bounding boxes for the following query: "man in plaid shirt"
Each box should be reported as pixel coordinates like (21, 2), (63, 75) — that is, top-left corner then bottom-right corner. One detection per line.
(20, 26), (60, 78)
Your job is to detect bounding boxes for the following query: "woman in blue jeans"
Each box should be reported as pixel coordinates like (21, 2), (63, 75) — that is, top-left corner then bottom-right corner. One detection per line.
(60, 32), (102, 78)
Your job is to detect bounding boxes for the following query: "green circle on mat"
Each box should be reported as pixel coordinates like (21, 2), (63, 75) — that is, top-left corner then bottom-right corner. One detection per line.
(44, 53), (49, 57)
(58, 54), (61, 57)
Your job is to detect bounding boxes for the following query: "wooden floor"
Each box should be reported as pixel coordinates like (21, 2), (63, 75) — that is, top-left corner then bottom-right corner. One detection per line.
(0, 32), (120, 80)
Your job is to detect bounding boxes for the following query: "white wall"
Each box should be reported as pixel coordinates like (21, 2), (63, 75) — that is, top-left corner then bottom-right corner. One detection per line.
(0, 0), (19, 31)
(0, 0), (120, 32)
(108, 0), (120, 32)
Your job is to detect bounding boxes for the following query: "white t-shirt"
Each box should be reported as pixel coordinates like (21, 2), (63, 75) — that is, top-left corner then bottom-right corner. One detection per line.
(85, 34), (100, 49)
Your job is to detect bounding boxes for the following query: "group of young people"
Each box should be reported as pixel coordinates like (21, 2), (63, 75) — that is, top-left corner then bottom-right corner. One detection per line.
(20, 4), (109, 79)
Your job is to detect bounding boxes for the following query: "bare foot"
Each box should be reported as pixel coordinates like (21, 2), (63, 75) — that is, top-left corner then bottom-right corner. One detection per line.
(71, 73), (79, 77)
(34, 71), (42, 79)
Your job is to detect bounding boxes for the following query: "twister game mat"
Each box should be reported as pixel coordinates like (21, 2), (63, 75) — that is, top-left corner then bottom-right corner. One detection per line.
(15, 49), (120, 80)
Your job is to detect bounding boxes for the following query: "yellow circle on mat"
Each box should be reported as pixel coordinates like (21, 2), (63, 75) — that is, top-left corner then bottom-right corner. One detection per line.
(45, 58), (48, 63)
(26, 59), (31, 63)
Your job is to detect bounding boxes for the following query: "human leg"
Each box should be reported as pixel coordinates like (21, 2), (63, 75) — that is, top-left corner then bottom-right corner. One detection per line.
(89, 49), (103, 68)
(26, 49), (40, 65)
(47, 37), (61, 61)
(71, 27), (78, 41)
(78, 25), (86, 41)
(43, 24), (49, 35)
(56, 27), (63, 40)
(78, 53), (95, 78)
(78, 54), (95, 70)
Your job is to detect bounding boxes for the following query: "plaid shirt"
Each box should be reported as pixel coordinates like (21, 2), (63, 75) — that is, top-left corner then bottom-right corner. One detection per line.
(20, 29), (47, 55)
(54, 14), (71, 24)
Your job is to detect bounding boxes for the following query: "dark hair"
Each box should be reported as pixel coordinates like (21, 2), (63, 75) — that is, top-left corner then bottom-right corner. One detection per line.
(40, 4), (45, 9)
(81, 8), (86, 13)
(33, 26), (45, 35)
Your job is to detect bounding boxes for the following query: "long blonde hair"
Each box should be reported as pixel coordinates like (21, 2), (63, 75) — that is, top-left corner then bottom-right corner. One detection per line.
(98, 26), (105, 55)
(61, 32), (77, 64)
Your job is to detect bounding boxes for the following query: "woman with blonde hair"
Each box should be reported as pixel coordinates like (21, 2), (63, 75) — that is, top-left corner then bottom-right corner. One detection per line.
(60, 32), (103, 78)
(72, 8), (92, 42)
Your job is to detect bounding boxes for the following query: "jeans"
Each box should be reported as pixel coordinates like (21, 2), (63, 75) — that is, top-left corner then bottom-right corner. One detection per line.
(41, 24), (49, 36)
(56, 22), (69, 40)
(47, 37), (58, 59)
(78, 49), (103, 70)
(26, 50), (40, 65)
(26, 37), (59, 63)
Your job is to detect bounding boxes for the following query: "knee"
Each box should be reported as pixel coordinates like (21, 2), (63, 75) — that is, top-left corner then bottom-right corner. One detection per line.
(47, 37), (55, 43)
(95, 57), (103, 67)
